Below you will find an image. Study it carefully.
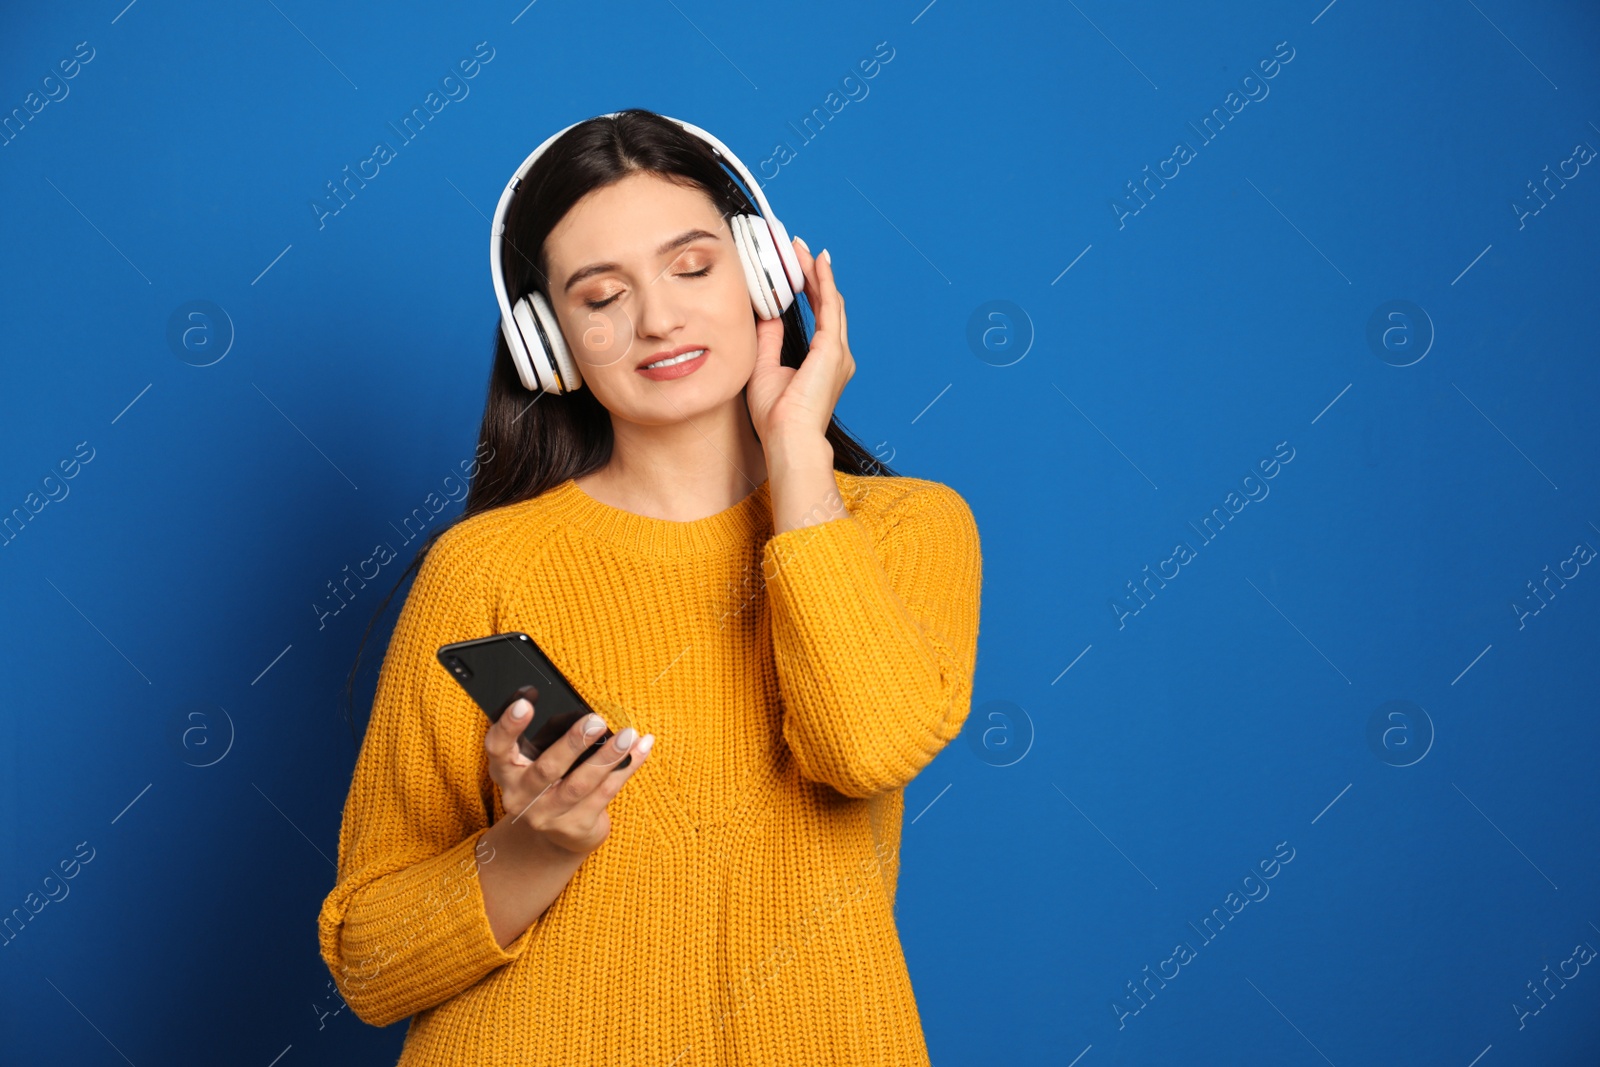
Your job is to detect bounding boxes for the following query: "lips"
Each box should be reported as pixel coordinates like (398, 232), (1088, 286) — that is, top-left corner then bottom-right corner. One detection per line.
(638, 344), (708, 371)
(635, 346), (709, 381)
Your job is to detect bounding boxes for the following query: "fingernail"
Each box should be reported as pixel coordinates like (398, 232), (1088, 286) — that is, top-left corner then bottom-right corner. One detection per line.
(795, 235), (811, 254)
(820, 248), (831, 264)
(582, 714), (605, 739)
(637, 733), (655, 755)
(511, 700), (529, 720)
(615, 727), (638, 751)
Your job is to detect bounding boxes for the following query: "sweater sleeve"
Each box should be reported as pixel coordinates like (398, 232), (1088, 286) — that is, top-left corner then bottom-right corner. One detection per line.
(762, 481), (983, 800)
(317, 528), (536, 1027)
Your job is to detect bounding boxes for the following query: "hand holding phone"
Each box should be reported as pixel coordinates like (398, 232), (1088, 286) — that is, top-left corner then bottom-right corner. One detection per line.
(485, 687), (654, 854)
(437, 631), (633, 774)
(439, 632), (656, 857)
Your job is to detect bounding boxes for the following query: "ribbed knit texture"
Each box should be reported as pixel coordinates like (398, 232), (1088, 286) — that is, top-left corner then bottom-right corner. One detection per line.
(317, 469), (983, 1065)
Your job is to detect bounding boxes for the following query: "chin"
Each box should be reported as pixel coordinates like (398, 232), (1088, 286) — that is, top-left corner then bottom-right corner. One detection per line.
(631, 377), (745, 421)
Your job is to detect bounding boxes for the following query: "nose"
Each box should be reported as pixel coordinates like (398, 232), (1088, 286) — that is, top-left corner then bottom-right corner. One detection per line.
(632, 271), (689, 349)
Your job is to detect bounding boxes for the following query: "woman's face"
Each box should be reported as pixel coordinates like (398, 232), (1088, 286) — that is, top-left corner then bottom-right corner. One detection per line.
(541, 170), (758, 425)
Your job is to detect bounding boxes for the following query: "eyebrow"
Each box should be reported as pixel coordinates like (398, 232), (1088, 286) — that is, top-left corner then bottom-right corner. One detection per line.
(561, 228), (721, 293)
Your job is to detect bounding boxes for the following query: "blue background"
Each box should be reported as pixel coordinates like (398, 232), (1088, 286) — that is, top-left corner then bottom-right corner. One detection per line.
(3, 0), (1598, 1063)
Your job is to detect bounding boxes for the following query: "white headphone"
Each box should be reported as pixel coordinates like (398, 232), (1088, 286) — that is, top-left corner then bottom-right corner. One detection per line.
(489, 112), (806, 395)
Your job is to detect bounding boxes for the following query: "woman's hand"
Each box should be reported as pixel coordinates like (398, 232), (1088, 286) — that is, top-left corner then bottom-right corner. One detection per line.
(484, 686), (654, 857)
(746, 237), (854, 452)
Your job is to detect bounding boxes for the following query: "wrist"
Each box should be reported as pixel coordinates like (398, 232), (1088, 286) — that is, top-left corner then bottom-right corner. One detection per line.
(525, 825), (589, 864)
(766, 451), (848, 535)
(763, 431), (832, 472)
(485, 816), (588, 865)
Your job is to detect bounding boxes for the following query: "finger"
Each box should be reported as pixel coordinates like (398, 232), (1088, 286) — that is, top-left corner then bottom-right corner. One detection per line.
(817, 250), (841, 336)
(486, 688), (540, 766)
(534, 711), (611, 783)
(836, 277), (849, 353)
(793, 237), (822, 321)
(553, 723), (644, 804)
(816, 250), (844, 346)
(792, 235), (817, 290)
(568, 730), (655, 818)
(839, 297), (851, 375)
(753, 313), (785, 372)
(504, 711), (611, 823)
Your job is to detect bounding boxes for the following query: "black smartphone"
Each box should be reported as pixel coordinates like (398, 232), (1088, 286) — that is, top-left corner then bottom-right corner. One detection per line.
(436, 631), (631, 775)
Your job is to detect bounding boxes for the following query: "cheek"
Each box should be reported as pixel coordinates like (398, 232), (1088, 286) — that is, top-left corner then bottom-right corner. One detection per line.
(568, 305), (638, 370)
(715, 270), (756, 331)
(711, 267), (745, 314)
(717, 287), (758, 346)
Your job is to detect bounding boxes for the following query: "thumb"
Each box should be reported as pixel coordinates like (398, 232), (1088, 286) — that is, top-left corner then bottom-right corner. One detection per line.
(753, 313), (785, 373)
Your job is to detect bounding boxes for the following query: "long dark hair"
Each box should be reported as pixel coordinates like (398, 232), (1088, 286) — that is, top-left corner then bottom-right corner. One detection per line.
(341, 108), (897, 742)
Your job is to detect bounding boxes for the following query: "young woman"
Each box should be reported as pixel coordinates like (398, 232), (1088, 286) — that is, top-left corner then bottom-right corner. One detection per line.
(318, 109), (982, 1066)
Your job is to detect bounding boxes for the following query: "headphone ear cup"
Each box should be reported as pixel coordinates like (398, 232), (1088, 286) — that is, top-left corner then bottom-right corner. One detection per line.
(745, 216), (796, 317)
(509, 295), (558, 392)
(529, 291), (583, 393)
(730, 215), (760, 316)
(730, 215), (778, 320)
(755, 212), (805, 305)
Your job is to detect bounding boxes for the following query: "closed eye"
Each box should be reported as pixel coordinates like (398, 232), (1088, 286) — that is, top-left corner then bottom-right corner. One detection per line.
(582, 264), (713, 310)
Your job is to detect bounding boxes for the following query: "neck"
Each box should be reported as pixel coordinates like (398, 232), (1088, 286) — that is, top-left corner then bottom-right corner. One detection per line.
(577, 394), (771, 522)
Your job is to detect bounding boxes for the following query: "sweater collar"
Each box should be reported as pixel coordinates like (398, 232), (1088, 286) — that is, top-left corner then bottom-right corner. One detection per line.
(545, 476), (773, 557)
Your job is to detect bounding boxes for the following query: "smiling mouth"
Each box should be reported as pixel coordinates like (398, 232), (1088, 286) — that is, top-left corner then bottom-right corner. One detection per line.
(640, 348), (707, 370)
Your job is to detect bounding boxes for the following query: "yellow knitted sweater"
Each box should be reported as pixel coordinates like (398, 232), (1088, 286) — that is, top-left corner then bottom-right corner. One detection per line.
(317, 468), (983, 1065)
